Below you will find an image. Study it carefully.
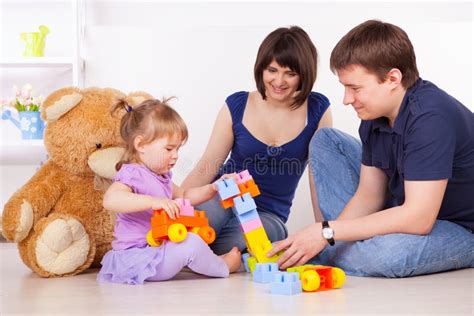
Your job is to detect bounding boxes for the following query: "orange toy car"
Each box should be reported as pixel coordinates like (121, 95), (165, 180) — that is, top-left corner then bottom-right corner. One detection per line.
(287, 264), (346, 292)
(146, 209), (216, 247)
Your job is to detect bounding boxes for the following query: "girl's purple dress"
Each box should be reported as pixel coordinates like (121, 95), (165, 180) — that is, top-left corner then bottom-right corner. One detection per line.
(97, 163), (229, 285)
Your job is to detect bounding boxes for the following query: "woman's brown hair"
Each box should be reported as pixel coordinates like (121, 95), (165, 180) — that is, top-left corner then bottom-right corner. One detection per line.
(254, 26), (318, 109)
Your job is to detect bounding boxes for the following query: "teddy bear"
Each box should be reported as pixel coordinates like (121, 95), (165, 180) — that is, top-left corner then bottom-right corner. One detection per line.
(1, 87), (153, 277)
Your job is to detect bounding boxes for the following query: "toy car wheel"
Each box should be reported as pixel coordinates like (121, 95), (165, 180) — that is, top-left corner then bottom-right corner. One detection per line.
(198, 226), (216, 244)
(168, 223), (187, 243)
(301, 270), (320, 292)
(331, 267), (346, 288)
(146, 230), (162, 247)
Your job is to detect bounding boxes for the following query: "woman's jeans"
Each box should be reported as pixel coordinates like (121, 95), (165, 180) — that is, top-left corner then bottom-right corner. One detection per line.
(197, 196), (288, 255)
(308, 128), (474, 277)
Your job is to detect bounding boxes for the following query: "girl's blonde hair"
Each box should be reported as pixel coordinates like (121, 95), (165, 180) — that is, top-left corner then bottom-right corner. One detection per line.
(112, 97), (188, 169)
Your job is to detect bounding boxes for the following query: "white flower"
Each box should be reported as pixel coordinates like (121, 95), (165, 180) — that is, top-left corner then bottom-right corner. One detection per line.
(31, 127), (37, 133)
(8, 84), (43, 112)
(20, 117), (31, 131)
(31, 116), (38, 123)
(21, 84), (33, 99)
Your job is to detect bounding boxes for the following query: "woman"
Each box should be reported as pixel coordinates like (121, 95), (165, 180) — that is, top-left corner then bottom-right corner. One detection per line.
(182, 26), (332, 254)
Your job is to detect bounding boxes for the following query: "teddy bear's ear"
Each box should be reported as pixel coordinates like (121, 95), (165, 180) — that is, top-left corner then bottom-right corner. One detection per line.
(45, 93), (83, 122)
(126, 91), (154, 106)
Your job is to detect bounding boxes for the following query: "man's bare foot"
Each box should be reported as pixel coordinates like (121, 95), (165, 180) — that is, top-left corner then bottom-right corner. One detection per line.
(220, 247), (242, 273)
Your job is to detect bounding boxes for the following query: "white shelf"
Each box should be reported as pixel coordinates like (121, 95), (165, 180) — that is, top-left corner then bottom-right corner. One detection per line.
(0, 57), (76, 68)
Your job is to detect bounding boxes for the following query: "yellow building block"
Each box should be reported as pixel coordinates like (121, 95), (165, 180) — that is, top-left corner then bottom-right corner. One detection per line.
(243, 227), (279, 263)
(287, 264), (318, 277)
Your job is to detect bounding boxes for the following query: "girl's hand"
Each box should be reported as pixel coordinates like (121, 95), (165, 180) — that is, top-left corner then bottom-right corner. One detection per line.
(151, 198), (181, 220)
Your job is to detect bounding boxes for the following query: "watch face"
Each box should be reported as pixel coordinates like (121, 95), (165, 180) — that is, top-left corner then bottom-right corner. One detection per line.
(322, 228), (334, 239)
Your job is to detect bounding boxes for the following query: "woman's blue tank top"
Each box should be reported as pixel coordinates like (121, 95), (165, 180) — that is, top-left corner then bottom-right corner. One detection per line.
(217, 91), (330, 222)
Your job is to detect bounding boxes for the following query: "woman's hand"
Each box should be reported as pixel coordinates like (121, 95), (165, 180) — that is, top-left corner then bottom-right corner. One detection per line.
(266, 223), (327, 269)
(151, 198), (181, 220)
(211, 172), (238, 191)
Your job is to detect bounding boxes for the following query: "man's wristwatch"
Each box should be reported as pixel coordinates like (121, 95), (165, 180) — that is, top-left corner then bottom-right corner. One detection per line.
(321, 221), (335, 246)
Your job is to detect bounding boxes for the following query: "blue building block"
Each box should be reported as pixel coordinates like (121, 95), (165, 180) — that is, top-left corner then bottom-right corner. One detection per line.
(215, 178), (240, 200)
(253, 263), (279, 283)
(241, 253), (250, 273)
(234, 208), (259, 225)
(232, 193), (257, 215)
(270, 272), (302, 295)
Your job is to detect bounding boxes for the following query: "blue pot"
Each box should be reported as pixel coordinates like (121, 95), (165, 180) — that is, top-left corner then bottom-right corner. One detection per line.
(2, 110), (45, 139)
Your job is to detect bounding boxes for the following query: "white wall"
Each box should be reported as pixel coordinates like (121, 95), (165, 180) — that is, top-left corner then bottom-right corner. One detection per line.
(83, 1), (472, 232)
(2, 1), (472, 233)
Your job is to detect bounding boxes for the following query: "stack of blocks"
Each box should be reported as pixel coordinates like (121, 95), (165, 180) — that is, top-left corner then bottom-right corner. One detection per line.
(216, 170), (346, 296)
(215, 170), (279, 264)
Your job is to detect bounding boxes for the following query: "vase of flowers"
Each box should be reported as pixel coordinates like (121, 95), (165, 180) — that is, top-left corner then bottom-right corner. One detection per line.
(1, 84), (45, 139)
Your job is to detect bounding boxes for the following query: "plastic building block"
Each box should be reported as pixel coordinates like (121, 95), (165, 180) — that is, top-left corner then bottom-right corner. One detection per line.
(215, 178), (240, 200)
(241, 253), (258, 273)
(270, 272), (302, 295)
(242, 253), (251, 273)
(236, 208), (259, 225)
(236, 170), (253, 184)
(287, 265), (346, 292)
(214, 169), (281, 266)
(232, 193), (257, 215)
(221, 197), (236, 209)
(247, 256), (258, 273)
(240, 217), (263, 233)
(148, 209), (216, 245)
(253, 263), (279, 283)
(287, 264), (317, 276)
(243, 227), (279, 263)
(175, 198), (194, 216)
(238, 179), (261, 198)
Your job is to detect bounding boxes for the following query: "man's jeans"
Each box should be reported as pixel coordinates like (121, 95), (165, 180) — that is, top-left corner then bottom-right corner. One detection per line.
(308, 127), (474, 277)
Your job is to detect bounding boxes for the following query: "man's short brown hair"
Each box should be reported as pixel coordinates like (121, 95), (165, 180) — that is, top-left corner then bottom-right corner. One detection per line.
(330, 20), (419, 89)
(254, 26), (318, 109)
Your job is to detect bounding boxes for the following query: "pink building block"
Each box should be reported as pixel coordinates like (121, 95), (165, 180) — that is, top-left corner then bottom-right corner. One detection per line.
(237, 170), (253, 184)
(175, 198), (194, 216)
(241, 217), (263, 233)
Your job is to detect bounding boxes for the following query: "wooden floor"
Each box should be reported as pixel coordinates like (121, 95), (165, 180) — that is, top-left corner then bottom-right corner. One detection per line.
(0, 242), (472, 315)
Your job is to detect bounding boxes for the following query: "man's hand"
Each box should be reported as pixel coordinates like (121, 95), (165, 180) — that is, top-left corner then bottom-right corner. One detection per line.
(266, 223), (328, 269)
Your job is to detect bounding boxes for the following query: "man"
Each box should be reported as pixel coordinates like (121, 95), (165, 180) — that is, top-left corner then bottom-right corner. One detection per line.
(268, 20), (474, 277)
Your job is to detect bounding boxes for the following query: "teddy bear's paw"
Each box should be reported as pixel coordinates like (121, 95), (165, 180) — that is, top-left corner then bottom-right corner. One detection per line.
(12, 200), (34, 242)
(35, 217), (91, 275)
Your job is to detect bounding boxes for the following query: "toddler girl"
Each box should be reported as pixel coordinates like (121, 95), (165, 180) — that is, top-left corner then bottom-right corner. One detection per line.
(97, 98), (241, 285)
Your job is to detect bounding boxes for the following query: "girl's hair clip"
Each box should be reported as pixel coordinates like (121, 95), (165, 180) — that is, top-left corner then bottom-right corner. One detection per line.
(124, 104), (133, 113)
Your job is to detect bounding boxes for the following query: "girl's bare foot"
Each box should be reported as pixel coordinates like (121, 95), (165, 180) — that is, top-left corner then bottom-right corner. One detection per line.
(220, 247), (242, 273)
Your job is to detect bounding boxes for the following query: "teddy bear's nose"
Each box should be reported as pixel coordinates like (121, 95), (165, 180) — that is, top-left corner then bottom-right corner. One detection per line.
(96, 143), (102, 149)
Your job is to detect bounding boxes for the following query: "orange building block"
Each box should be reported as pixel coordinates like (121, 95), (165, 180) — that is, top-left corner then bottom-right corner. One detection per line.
(220, 179), (261, 209)
(149, 209), (215, 244)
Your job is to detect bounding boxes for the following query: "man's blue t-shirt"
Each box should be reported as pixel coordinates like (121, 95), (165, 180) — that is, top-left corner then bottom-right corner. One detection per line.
(359, 79), (474, 230)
